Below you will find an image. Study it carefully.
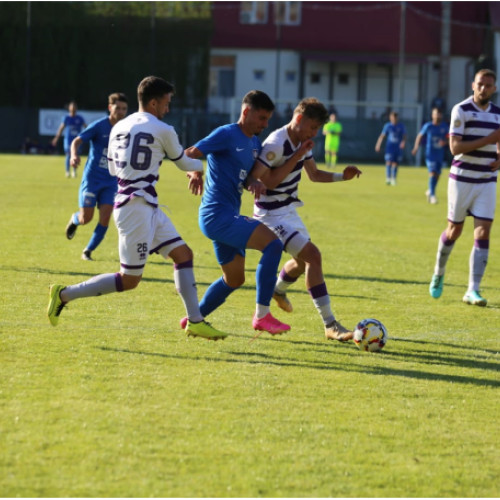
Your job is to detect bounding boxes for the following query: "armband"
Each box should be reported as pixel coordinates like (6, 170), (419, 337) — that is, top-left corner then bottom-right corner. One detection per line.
(331, 172), (344, 182)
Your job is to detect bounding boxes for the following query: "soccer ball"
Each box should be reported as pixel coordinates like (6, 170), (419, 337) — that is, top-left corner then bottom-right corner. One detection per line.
(353, 318), (388, 352)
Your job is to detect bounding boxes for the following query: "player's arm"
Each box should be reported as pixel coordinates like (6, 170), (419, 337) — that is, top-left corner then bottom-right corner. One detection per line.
(374, 133), (385, 152)
(400, 133), (406, 149)
(70, 137), (83, 167)
(253, 139), (314, 190)
(449, 131), (500, 156)
(304, 158), (362, 183)
(411, 133), (423, 155)
(51, 123), (65, 147)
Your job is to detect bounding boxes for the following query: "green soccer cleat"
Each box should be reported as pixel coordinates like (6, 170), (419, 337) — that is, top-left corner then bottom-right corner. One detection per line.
(463, 290), (487, 307)
(185, 320), (228, 341)
(47, 284), (66, 326)
(429, 274), (444, 299)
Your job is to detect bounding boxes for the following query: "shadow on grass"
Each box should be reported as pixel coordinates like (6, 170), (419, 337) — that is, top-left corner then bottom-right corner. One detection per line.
(96, 345), (500, 388)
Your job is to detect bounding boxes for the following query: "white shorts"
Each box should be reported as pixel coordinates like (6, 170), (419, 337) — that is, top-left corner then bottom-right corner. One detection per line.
(114, 197), (185, 276)
(447, 179), (497, 223)
(254, 208), (310, 258)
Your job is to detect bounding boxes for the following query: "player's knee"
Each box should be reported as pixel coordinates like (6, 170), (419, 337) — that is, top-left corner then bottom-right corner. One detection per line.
(225, 274), (245, 289)
(121, 274), (142, 291)
(263, 238), (283, 257)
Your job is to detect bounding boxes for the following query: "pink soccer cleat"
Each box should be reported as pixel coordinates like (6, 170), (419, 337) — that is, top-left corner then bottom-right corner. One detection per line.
(252, 313), (290, 336)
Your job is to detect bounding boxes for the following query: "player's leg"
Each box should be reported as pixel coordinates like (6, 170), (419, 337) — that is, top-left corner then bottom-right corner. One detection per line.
(246, 222), (290, 335)
(325, 148), (332, 168)
(297, 241), (352, 341)
(273, 258), (304, 312)
(384, 153), (392, 185)
(82, 190), (114, 260)
(64, 145), (71, 177)
(391, 161), (398, 185)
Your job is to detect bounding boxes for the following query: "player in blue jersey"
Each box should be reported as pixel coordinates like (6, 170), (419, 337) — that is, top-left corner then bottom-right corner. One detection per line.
(64, 93), (129, 261)
(411, 108), (449, 204)
(183, 90), (291, 337)
(375, 111), (407, 185)
(48, 76), (227, 341)
(51, 101), (86, 178)
(429, 69), (500, 306)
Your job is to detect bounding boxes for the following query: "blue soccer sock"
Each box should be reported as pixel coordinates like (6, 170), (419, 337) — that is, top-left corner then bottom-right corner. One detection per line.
(199, 277), (237, 317)
(65, 154), (70, 173)
(429, 175), (438, 196)
(256, 239), (283, 307)
(392, 165), (398, 180)
(86, 223), (108, 251)
(385, 164), (392, 181)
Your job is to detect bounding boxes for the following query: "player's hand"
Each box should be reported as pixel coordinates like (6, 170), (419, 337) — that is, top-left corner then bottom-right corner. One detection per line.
(247, 179), (267, 200)
(343, 165), (362, 180)
(51, 138), (58, 147)
(70, 155), (80, 168)
(489, 158), (500, 171)
(299, 139), (314, 155)
(187, 171), (204, 195)
(411, 147), (418, 156)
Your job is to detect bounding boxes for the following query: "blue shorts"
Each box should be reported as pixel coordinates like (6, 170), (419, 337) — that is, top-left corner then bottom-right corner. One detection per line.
(79, 176), (117, 208)
(199, 209), (260, 265)
(426, 159), (443, 175)
(384, 149), (402, 164)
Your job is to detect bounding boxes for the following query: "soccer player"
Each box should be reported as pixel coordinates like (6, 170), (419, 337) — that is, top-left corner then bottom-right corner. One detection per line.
(411, 107), (449, 204)
(429, 68), (500, 306)
(65, 92), (129, 261)
(48, 76), (227, 341)
(250, 97), (362, 341)
(51, 101), (86, 178)
(375, 111), (406, 185)
(322, 112), (342, 168)
(183, 90), (290, 336)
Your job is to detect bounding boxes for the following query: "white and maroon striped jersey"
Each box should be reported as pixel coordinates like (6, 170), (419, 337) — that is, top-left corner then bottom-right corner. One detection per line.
(254, 126), (313, 216)
(108, 111), (202, 208)
(449, 96), (500, 184)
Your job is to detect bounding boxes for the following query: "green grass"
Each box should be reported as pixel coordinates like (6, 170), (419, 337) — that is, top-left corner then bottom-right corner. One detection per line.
(0, 154), (499, 497)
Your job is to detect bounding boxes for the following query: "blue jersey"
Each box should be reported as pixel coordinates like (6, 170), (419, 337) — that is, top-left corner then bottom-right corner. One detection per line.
(196, 123), (261, 216)
(418, 121), (449, 162)
(382, 122), (406, 153)
(62, 114), (86, 148)
(79, 116), (115, 186)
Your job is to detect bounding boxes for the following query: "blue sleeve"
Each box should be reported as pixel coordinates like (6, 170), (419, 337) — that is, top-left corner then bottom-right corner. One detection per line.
(419, 122), (430, 135)
(195, 126), (229, 155)
(78, 120), (99, 143)
(381, 123), (390, 135)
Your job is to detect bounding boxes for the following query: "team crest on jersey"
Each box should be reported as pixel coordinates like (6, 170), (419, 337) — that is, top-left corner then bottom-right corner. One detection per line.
(266, 151), (276, 161)
(239, 169), (247, 180)
(454, 119), (461, 128)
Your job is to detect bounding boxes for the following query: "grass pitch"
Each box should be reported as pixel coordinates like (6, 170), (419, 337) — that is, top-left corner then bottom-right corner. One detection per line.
(0, 154), (499, 497)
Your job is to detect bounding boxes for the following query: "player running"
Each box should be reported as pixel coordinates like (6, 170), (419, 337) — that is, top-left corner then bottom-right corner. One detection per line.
(48, 76), (227, 340)
(250, 98), (362, 341)
(65, 92), (129, 261)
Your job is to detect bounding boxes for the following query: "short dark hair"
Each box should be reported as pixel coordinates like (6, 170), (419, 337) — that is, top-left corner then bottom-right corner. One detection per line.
(108, 92), (128, 105)
(294, 98), (329, 124)
(138, 76), (175, 107)
(475, 68), (497, 83)
(242, 90), (275, 112)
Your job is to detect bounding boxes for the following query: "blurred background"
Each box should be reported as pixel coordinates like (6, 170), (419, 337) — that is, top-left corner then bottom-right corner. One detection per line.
(2, 1), (498, 163)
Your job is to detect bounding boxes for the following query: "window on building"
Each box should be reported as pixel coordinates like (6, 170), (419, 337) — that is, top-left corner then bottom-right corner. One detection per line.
(274, 2), (301, 25)
(254, 70), (265, 81)
(310, 73), (321, 84)
(338, 73), (349, 85)
(240, 1), (268, 24)
(209, 55), (236, 97)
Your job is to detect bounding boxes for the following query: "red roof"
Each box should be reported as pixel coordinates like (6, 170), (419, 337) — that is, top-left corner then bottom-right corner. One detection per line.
(211, 2), (491, 59)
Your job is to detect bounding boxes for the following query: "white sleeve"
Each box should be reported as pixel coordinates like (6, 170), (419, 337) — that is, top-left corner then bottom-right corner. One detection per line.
(449, 104), (465, 137)
(258, 137), (284, 168)
(161, 125), (203, 172)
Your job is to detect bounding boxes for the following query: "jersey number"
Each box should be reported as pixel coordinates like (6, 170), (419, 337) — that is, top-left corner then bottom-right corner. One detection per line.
(113, 132), (154, 171)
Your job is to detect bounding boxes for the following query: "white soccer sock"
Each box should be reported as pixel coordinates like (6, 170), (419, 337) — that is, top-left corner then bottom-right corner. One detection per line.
(308, 283), (335, 326)
(60, 273), (122, 302)
(434, 231), (455, 275)
(174, 265), (203, 323)
(255, 304), (270, 319)
(468, 243), (489, 292)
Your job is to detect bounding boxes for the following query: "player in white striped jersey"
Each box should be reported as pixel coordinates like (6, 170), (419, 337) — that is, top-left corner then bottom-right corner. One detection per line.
(430, 69), (500, 306)
(249, 98), (362, 341)
(47, 76), (227, 340)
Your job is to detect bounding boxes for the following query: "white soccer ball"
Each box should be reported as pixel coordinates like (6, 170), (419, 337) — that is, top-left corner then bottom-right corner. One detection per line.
(353, 318), (388, 352)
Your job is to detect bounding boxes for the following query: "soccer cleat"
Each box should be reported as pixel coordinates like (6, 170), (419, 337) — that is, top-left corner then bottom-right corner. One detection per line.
(179, 316), (188, 329)
(272, 291), (293, 313)
(390, 178), (397, 186)
(65, 216), (78, 240)
(81, 249), (93, 261)
(463, 290), (487, 307)
(252, 313), (290, 336)
(429, 274), (444, 299)
(430, 195), (438, 204)
(185, 320), (228, 340)
(425, 189), (431, 202)
(386, 178), (391, 185)
(47, 284), (66, 326)
(325, 320), (353, 342)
